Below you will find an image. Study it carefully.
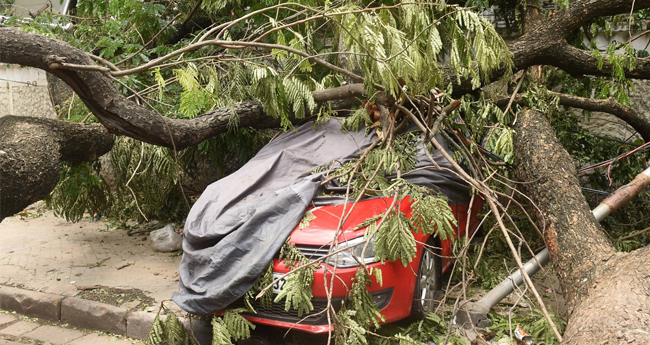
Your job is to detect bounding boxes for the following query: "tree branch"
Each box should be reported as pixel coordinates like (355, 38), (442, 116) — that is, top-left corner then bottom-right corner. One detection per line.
(0, 28), (368, 149)
(495, 91), (650, 142)
(549, 43), (650, 80)
(0, 116), (114, 220)
(453, 0), (650, 96)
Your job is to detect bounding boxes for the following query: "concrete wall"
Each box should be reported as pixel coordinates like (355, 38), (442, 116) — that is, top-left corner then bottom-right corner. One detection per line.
(0, 65), (57, 119)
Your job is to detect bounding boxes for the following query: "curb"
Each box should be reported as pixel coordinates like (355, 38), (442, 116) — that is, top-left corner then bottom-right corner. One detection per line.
(0, 284), (161, 340)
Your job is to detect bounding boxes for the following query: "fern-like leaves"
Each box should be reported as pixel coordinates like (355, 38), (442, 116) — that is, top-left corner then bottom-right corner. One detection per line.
(349, 269), (385, 328)
(411, 195), (457, 241)
(372, 211), (417, 266)
(274, 242), (317, 317)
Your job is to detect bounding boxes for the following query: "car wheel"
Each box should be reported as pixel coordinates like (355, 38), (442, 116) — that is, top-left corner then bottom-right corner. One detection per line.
(409, 237), (442, 320)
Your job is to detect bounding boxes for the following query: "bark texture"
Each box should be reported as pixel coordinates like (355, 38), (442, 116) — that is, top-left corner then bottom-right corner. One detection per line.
(514, 109), (650, 344)
(0, 116), (113, 220)
(561, 246), (650, 344)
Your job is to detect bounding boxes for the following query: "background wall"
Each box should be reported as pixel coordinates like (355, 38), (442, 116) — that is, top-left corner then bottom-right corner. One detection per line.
(0, 65), (57, 118)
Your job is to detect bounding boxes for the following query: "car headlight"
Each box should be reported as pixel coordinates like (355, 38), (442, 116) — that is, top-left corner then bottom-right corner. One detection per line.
(327, 236), (377, 268)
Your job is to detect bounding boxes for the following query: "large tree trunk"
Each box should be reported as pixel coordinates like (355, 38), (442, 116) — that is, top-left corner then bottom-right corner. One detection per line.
(514, 109), (650, 344)
(0, 116), (113, 220)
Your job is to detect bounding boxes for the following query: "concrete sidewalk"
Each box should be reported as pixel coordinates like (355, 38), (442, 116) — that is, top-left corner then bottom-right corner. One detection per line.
(0, 311), (141, 344)
(0, 208), (184, 340)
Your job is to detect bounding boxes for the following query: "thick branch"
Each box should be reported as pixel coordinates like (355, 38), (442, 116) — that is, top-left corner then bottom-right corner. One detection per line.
(0, 116), (114, 220)
(0, 28), (364, 150)
(452, 0), (650, 95)
(549, 43), (650, 80)
(507, 0), (650, 70)
(2, 0), (649, 146)
(496, 92), (650, 142)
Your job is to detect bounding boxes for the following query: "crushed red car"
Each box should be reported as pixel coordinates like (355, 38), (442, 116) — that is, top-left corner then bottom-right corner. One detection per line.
(224, 194), (484, 333)
(174, 119), (481, 334)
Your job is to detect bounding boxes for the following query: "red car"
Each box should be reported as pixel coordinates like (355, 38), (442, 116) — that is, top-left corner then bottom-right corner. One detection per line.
(225, 194), (484, 333)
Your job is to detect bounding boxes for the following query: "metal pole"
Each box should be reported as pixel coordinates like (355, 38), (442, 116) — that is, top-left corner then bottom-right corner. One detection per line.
(459, 167), (650, 327)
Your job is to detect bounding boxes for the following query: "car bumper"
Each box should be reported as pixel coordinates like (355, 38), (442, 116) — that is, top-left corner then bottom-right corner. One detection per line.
(224, 254), (422, 334)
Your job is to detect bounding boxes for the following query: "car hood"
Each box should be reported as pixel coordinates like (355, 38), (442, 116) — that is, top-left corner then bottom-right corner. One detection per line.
(288, 196), (414, 246)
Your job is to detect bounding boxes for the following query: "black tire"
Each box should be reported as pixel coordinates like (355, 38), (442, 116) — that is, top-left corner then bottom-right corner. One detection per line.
(409, 237), (442, 320)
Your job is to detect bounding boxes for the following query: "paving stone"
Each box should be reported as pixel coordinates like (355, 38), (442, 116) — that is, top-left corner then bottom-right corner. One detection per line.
(0, 313), (17, 327)
(23, 324), (84, 344)
(0, 286), (63, 321)
(0, 321), (39, 337)
(0, 339), (24, 345)
(68, 333), (139, 345)
(126, 311), (159, 340)
(61, 297), (127, 335)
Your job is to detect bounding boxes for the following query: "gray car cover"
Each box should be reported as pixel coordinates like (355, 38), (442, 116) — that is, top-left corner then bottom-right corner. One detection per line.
(172, 117), (469, 315)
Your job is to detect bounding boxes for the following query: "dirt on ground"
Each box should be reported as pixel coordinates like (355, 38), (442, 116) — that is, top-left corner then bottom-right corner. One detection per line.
(76, 286), (157, 310)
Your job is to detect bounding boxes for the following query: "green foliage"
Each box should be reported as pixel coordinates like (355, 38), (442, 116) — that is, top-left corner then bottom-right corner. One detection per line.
(47, 161), (113, 222)
(299, 210), (316, 229)
(489, 309), (565, 345)
(370, 313), (468, 345)
(343, 107), (373, 132)
(354, 215), (382, 231)
(148, 311), (198, 345)
(373, 211), (417, 266)
(335, 2), (512, 97)
(222, 310), (256, 341)
(349, 268), (385, 328)
(109, 137), (190, 222)
(484, 127), (515, 165)
(411, 195), (457, 240)
(211, 317), (233, 345)
(210, 310), (255, 345)
(246, 262), (274, 311)
(613, 238), (644, 252)
(175, 64), (218, 119)
(473, 252), (509, 290)
(283, 76), (317, 119)
(335, 309), (369, 345)
(591, 42), (637, 82)
(274, 242), (317, 317)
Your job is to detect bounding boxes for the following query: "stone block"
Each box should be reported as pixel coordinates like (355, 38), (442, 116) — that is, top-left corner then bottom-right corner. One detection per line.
(126, 311), (160, 340)
(61, 297), (127, 335)
(23, 325), (84, 345)
(0, 286), (63, 321)
(0, 313), (17, 327)
(68, 333), (138, 345)
(0, 321), (39, 337)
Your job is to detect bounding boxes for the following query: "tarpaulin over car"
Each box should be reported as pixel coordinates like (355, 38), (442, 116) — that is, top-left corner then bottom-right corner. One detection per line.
(172, 118), (470, 315)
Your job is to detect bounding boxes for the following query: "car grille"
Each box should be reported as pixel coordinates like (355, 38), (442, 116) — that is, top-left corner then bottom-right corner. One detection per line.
(226, 296), (344, 325)
(242, 244), (341, 324)
(273, 244), (332, 262)
(295, 244), (332, 261)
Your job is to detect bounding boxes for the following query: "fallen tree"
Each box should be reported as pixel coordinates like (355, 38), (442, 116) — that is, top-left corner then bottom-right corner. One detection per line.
(514, 108), (650, 344)
(1, 0), (650, 343)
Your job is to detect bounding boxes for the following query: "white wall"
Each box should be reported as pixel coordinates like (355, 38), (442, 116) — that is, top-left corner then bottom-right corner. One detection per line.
(11, 0), (71, 17)
(0, 65), (57, 118)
